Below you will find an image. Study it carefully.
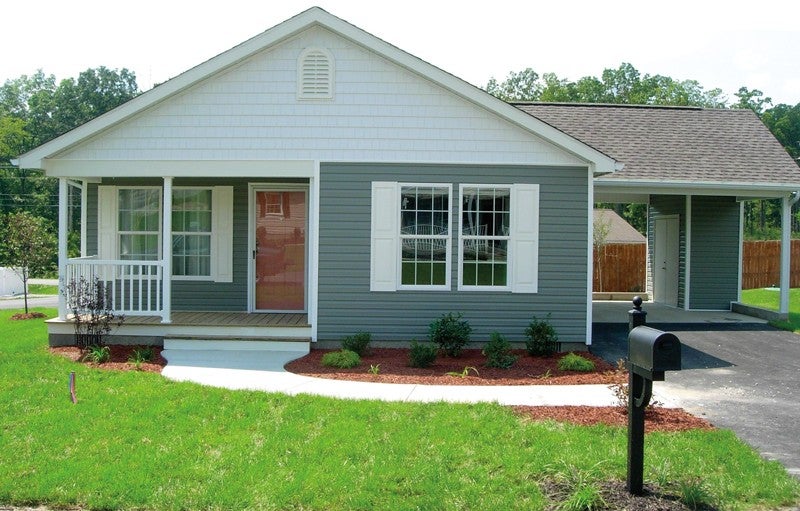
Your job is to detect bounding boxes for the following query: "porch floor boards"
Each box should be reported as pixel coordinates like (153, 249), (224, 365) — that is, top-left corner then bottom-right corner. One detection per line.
(125, 311), (309, 328)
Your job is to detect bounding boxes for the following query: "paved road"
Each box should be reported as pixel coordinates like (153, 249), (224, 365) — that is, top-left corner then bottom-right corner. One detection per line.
(592, 322), (800, 478)
(0, 294), (58, 310)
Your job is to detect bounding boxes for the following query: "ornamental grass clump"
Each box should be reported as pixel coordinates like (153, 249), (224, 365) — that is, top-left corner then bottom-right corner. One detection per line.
(524, 314), (558, 357)
(429, 312), (472, 357)
(482, 332), (518, 369)
(321, 349), (361, 368)
(557, 352), (595, 372)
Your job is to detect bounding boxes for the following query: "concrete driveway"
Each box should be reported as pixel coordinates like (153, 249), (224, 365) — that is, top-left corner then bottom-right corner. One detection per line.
(592, 320), (800, 478)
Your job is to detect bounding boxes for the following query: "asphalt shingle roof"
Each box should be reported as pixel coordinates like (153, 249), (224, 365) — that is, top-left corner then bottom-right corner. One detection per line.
(514, 103), (800, 186)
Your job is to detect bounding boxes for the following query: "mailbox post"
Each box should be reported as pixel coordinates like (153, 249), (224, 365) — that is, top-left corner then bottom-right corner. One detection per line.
(626, 325), (682, 495)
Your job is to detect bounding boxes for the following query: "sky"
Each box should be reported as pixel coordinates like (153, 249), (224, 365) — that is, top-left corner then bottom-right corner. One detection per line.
(3, 0), (799, 106)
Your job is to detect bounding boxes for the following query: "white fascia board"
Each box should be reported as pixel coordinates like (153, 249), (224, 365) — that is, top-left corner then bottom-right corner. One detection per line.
(595, 179), (800, 197)
(42, 160), (316, 178)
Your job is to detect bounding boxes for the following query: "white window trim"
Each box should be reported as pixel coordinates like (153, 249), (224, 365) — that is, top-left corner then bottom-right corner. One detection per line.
(397, 183), (453, 291)
(458, 184), (512, 292)
(171, 187), (213, 281)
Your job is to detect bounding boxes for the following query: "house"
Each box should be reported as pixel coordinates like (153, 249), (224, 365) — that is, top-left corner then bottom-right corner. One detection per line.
(17, 8), (800, 356)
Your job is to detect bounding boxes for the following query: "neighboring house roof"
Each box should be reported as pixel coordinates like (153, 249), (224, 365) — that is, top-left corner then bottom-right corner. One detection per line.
(515, 103), (800, 192)
(18, 7), (615, 174)
(593, 209), (645, 244)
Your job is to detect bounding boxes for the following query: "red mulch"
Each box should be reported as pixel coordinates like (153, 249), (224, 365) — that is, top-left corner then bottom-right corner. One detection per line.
(9, 312), (48, 320)
(51, 345), (713, 432)
(50, 345), (166, 373)
(286, 347), (624, 385)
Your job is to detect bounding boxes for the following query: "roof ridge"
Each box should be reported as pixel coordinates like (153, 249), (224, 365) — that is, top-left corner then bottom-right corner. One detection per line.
(512, 102), (707, 111)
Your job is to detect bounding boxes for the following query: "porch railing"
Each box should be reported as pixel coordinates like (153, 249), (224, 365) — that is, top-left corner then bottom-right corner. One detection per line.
(64, 257), (166, 318)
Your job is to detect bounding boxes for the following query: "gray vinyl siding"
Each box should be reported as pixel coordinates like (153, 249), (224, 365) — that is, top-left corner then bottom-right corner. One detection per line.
(317, 163), (590, 344)
(648, 195), (686, 308)
(689, 196), (740, 309)
(87, 177), (306, 312)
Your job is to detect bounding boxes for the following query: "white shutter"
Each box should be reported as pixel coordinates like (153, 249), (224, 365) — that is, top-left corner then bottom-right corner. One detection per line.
(511, 184), (539, 293)
(370, 182), (399, 291)
(97, 186), (117, 260)
(212, 186), (234, 283)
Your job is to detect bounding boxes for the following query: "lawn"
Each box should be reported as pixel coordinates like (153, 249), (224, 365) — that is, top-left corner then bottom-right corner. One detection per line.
(1, 309), (798, 510)
(740, 287), (800, 331)
(26, 283), (59, 295)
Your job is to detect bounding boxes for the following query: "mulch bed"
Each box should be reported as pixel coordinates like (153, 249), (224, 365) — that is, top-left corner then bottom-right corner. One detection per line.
(9, 312), (48, 320)
(285, 347), (624, 386)
(51, 345), (166, 373)
(512, 405), (714, 432)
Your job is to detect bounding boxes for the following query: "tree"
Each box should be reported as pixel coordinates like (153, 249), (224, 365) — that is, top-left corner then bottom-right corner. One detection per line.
(1, 211), (56, 313)
(762, 102), (800, 161)
(733, 86), (772, 115)
(485, 68), (542, 102)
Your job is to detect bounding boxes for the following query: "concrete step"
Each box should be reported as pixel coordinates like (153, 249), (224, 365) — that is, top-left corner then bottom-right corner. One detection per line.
(162, 348), (305, 372)
(164, 336), (311, 353)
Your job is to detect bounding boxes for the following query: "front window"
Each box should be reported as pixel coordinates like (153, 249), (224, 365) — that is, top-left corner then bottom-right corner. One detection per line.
(460, 186), (511, 289)
(400, 185), (451, 288)
(118, 188), (161, 261)
(172, 189), (212, 277)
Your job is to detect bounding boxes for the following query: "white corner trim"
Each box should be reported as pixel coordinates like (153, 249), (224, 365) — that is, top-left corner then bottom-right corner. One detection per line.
(684, 196), (692, 311)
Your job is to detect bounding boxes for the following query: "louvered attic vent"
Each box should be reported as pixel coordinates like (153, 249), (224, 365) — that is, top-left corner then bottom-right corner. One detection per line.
(298, 48), (334, 100)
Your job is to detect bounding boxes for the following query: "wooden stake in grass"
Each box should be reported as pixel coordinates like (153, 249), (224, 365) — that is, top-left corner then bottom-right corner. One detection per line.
(69, 372), (77, 404)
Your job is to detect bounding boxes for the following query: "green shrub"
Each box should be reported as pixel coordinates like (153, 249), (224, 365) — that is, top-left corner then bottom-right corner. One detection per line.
(482, 332), (518, 368)
(429, 312), (472, 357)
(524, 315), (558, 357)
(82, 344), (110, 364)
(321, 350), (361, 368)
(341, 331), (371, 356)
(128, 346), (153, 370)
(557, 353), (595, 372)
(408, 340), (438, 368)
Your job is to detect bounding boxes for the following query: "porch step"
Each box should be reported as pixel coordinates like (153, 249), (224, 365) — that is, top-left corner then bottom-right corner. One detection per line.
(162, 336), (310, 372)
(164, 336), (311, 353)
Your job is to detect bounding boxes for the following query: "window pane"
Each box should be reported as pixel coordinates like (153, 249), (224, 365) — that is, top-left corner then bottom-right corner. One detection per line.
(460, 186), (511, 287)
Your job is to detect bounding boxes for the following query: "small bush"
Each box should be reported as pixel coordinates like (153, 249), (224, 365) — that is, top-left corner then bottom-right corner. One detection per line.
(482, 332), (518, 368)
(408, 340), (438, 368)
(557, 353), (595, 372)
(524, 315), (558, 357)
(321, 350), (361, 368)
(429, 312), (472, 357)
(83, 344), (110, 364)
(341, 332), (371, 356)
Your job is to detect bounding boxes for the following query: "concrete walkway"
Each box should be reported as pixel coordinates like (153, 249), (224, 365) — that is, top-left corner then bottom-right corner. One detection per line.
(161, 349), (631, 407)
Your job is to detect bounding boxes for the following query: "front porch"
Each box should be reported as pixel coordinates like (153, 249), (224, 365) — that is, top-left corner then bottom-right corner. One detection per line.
(46, 310), (312, 347)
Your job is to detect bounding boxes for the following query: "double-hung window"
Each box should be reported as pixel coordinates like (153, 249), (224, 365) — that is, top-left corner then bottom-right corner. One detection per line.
(172, 188), (212, 278)
(459, 185), (511, 289)
(118, 188), (161, 261)
(399, 185), (451, 288)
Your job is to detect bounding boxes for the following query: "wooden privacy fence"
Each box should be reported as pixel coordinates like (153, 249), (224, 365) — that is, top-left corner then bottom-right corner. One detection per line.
(741, 239), (800, 289)
(593, 243), (646, 293)
(593, 240), (800, 292)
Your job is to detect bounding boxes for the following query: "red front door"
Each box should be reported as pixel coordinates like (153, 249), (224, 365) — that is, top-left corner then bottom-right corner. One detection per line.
(254, 190), (307, 311)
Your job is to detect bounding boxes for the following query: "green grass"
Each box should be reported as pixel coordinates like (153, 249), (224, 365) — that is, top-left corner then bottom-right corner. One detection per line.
(1, 309), (799, 510)
(740, 287), (800, 331)
(26, 283), (59, 295)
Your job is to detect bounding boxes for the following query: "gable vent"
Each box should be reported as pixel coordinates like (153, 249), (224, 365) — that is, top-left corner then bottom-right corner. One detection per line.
(298, 48), (334, 100)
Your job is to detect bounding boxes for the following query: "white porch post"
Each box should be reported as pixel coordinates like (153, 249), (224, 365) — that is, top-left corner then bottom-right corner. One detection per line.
(162, 177), (173, 323)
(57, 178), (69, 320)
(779, 195), (792, 315)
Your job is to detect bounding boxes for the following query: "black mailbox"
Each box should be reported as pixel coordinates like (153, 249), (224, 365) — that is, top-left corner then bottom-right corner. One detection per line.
(628, 326), (681, 381)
